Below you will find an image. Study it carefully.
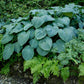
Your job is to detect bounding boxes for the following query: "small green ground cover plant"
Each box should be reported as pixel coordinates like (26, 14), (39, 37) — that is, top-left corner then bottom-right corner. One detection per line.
(0, 3), (84, 84)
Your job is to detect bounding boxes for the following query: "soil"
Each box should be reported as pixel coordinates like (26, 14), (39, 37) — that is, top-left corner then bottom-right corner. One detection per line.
(0, 63), (84, 84)
(0, 73), (81, 84)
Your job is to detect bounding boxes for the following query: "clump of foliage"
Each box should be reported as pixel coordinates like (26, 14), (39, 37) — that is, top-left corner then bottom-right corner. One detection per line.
(24, 56), (69, 84)
(0, 0), (84, 21)
(57, 29), (84, 65)
(0, 3), (84, 84)
(0, 33), (22, 75)
(1, 3), (84, 61)
(24, 29), (84, 84)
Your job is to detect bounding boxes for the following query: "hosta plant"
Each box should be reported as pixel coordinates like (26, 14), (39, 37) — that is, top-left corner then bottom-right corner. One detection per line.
(1, 3), (84, 60)
(23, 29), (84, 84)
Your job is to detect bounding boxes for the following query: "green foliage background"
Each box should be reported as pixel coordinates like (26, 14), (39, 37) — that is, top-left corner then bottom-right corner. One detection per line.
(0, 0), (84, 21)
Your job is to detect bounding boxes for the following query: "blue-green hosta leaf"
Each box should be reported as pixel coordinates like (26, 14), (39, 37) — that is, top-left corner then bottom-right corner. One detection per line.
(35, 28), (46, 40)
(18, 31), (30, 46)
(1, 34), (13, 44)
(29, 38), (38, 48)
(37, 47), (49, 56)
(32, 15), (55, 28)
(60, 60), (69, 65)
(55, 17), (70, 26)
(16, 16), (29, 22)
(31, 16), (44, 28)
(22, 45), (34, 60)
(10, 23), (23, 34)
(52, 39), (65, 53)
(29, 29), (35, 39)
(44, 25), (58, 37)
(69, 27), (78, 36)
(24, 23), (33, 31)
(47, 10), (54, 15)
(39, 37), (52, 51)
(3, 43), (14, 60)
(14, 42), (22, 53)
(62, 3), (81, 14)
(30, 9), (48, 16)
(82, 9), (84, 13)
(53, 22), (64, 27)
(0, 29), (4, 34)
(51, 6), (63, 12)
(79, 21), (84, 29)
(3, 23), (16, 33)
(58, 28), (76, 42)
(0, 22), (5, 28)
(42, 15), (55, 22)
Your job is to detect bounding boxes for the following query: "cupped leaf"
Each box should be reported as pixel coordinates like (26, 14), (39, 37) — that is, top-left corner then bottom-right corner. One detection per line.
(39, 37), (52, 51)
(14, 42), (22, 53)
(3, 23), (16, 33)
(44, 25), (58, 37)
(29, 38), (38, 48)
(42, 15), (55, 22)
(3, 43), (14, 60)
(24, 22), (33, 31)
(58, 28), (76, 42)
(31, 16), (44, 28)
(35, 28), (46, 40)
(52, 39), (65, 53)
(18, 31), (30, 46)
(32, 15), (55, 28)
(55, 17), (70, 26)
(37, 47), (49, 56)
(10, 23), (23, 34)
(22, 45), (34, 60)
(1, 34), (13, 44)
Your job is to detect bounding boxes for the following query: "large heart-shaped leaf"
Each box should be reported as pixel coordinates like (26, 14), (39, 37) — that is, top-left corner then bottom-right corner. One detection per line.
(29, 38), (38, 48)
(18, 31), (30, 46)
(44, 25), (58, 37)
(55, 17), (70, 26)
(10, 23), (23, 34)
(37, 47), (49, 56)
(32, 15), (55, 28)
(58, 28), (76, 42)
(3, 43), (14, 60)
(52, 39), (65, 53)
(1, 34), (13, 44)
(35, 28), (46, 40)
(31, 17), (44, 28)
(39, 37), (52, 51)
(22, 45), (34, 60)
